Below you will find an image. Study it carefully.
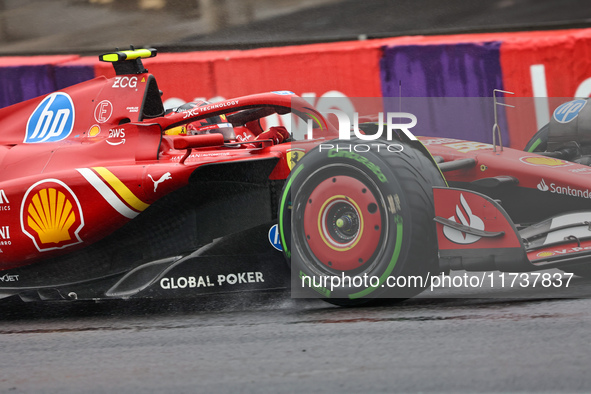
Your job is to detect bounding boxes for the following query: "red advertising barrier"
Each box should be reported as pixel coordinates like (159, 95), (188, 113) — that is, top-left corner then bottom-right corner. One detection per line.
(93, 29), (591, 146)
(211, 41), (384, 98)
(500, 29), (591, 149)
(3, 28), (591, 149)
(210, 41), (389, 131)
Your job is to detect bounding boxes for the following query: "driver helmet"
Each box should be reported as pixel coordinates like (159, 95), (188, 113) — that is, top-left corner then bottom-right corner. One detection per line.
(166, 100), (235, 141)
(187, 114), (235, 141)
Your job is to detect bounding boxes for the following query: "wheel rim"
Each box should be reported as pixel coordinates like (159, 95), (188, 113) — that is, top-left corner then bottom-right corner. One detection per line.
(297, 167), (387, 273)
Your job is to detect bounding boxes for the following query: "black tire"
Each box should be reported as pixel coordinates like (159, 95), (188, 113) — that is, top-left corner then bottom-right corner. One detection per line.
(524, 123), (549, 153)
(278, 139), (445, 306)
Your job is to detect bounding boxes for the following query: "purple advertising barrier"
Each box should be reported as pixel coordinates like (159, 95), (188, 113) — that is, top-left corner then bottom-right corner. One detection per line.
(54, 64), (95, 91)
(0, 55), (82, 109)
(380, 42), (510, 145)
(0, 65), (57, 108)
(0, 63), (94, 109)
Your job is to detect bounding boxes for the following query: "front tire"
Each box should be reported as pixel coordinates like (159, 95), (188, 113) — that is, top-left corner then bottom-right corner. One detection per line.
(279, 140), (444, 306)
(524, 123), (549, 153)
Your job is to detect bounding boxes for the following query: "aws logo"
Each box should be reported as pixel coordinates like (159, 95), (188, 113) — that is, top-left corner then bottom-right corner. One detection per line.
(107, 128), (126, 146)
(20, 179), (84, 252)
(25, 93), (75, 143)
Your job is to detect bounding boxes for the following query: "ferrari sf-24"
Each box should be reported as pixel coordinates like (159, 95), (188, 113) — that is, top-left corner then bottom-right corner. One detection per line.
(0, 48), (590, 306)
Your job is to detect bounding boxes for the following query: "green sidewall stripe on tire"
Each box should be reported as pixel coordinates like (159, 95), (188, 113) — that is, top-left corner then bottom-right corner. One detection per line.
(279, 163), (305, 259)
(348, 215), (404, 300)
(527, 138), (542, 152)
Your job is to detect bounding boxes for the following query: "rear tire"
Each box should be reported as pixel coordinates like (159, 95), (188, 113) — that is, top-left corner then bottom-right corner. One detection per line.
(279, 139), (445, 306)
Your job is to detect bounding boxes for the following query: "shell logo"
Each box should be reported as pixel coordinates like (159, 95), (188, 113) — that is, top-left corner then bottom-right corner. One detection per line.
(88, 124), (101, 137)
(536, 251), (555, 258)
(21, 179), (84, 252)
(519, 156), (573, 167)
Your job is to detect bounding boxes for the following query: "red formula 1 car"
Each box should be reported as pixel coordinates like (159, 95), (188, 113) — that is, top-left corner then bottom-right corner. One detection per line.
(0, 48), (590, 306)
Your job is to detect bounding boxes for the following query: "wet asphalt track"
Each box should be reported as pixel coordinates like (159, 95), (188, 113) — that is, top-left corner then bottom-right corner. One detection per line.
(1, 270), (591, 393)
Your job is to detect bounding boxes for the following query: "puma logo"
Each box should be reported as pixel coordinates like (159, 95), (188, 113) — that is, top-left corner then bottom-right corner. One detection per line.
(148, 172), (172, 192)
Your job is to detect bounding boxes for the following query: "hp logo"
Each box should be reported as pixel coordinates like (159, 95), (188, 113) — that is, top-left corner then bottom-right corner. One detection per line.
(25, 92), (75, 143)
(268, 224), (283, 251)
(553, 99), (587, 124)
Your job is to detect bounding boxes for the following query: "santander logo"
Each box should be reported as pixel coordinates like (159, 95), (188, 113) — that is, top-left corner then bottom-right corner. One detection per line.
(535, 178), (591, 199)
(443, 194), (485, 244)
(537, 179), (549, 191)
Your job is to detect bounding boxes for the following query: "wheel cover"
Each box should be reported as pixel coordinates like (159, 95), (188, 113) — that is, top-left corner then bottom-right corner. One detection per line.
(302, 175), (383, 271)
